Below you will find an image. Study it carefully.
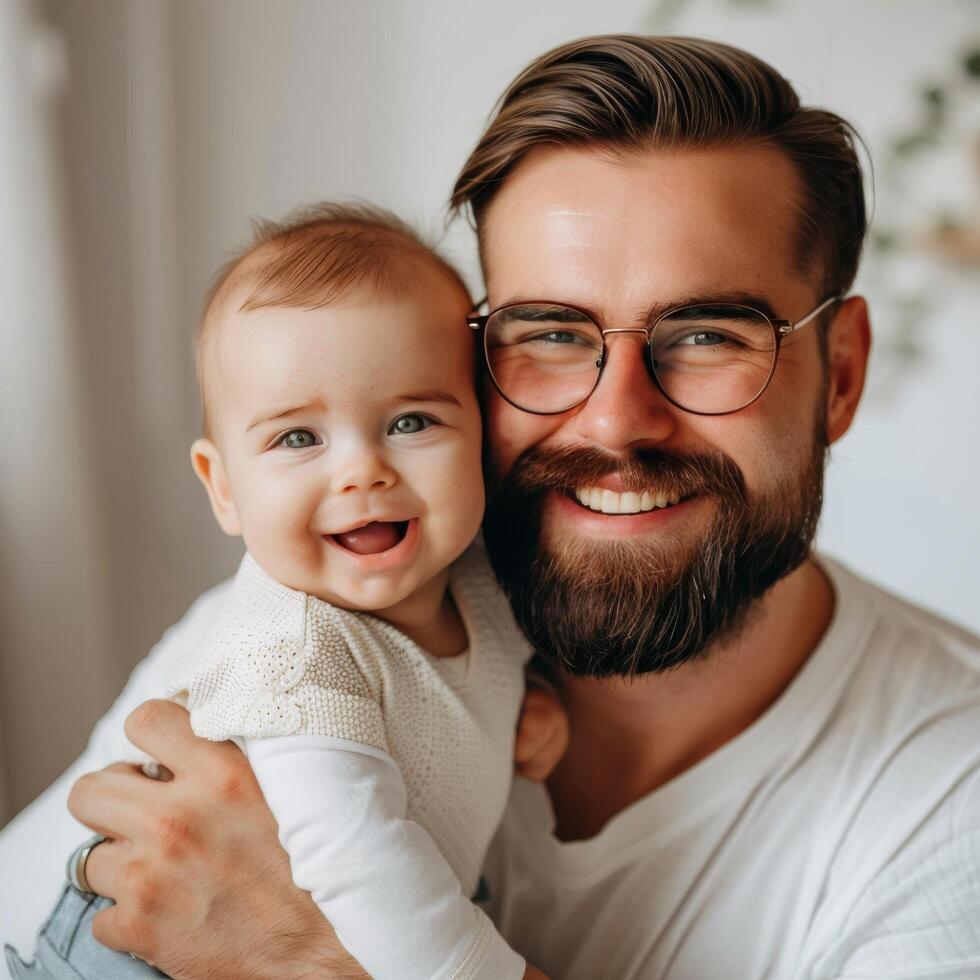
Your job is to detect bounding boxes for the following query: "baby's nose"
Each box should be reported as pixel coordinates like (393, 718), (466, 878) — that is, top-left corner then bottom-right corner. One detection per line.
(330, 450), (397, 494)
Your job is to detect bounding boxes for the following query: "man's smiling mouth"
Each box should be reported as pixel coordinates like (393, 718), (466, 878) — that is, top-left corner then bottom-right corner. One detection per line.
(570, 486), (685, 515)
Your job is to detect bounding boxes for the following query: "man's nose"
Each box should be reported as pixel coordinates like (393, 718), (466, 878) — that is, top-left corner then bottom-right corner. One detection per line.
(570, 333), (677, 452)
(328, 445), (398, 495)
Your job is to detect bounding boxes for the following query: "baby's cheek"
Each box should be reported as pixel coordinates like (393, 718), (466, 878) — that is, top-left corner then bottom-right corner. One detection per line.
(240, 476), (317, 555)
(242, 482), (282, 529)
(452, 451), (487, 544)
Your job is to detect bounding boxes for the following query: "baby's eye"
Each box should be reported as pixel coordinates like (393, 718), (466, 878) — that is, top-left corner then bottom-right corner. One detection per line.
(388, 414), (435, 436)
(279, 429), (320, 449)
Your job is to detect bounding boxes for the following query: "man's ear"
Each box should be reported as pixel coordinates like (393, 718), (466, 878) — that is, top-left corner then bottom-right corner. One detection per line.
(190, 438), (242, 536)
(825, 295), (872, 445)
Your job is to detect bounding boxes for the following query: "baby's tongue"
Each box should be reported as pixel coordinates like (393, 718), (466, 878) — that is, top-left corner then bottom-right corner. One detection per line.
(334, 521), (403, 555)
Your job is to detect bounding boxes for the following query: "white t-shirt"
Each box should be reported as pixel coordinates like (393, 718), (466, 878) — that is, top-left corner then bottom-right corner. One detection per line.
(2, 556), (979, 979)
(481, 558), (980, 979)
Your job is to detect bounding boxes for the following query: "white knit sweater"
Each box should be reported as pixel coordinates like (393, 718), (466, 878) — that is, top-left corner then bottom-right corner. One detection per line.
(166, 543), (531, 979)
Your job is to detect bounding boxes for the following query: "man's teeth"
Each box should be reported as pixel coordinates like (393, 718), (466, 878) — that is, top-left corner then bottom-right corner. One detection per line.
(573, 487), (682, 514)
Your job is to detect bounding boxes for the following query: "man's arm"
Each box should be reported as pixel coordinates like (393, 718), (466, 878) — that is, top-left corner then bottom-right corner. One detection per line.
(69, 703), (549, 980)
(67, 700), (364, 980)
(1, 572), (551, 979)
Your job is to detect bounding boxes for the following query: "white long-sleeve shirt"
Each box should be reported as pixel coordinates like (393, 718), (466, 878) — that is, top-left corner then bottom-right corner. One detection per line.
(165, 545), (531, 980)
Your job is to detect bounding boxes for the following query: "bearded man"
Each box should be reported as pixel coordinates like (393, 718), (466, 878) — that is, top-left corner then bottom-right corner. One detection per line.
(3, 35), (979, 980)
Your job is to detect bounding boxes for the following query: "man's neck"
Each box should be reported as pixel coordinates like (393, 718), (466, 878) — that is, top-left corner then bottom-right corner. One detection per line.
(545, 557), (835, 841)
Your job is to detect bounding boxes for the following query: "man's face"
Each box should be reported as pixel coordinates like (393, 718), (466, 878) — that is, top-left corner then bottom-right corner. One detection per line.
(480, 144), (836, 676)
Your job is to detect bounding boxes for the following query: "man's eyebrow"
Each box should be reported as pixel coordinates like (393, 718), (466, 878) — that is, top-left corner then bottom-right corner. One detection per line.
(496, 292), (780, 324)
(246, 398), (325, 433)
(642, 292), (780, 324)
(397, 389), (462, 407)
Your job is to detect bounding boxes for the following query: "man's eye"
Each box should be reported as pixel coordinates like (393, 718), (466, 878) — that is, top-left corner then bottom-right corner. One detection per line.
(389, 414), (434, 435)
(279, 429), (319, 449)
(527, 330), (586, 346)
(676, 331), (728, 347)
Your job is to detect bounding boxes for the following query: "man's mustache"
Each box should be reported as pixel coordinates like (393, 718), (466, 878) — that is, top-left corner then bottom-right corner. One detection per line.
(500, 444), (748, 505)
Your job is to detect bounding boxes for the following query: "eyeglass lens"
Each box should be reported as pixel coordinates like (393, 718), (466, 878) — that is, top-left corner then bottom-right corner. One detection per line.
(484, 303), (777, 415)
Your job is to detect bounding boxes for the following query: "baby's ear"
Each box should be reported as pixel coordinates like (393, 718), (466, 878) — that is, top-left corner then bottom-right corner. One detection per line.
(190, 438), (241, 536)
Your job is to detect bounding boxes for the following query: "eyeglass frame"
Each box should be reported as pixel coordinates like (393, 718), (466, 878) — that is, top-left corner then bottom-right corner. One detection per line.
(466, 294), (844, 417)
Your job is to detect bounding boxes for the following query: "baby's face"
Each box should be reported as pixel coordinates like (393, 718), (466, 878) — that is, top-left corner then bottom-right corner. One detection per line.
(201, 265), (484, 615)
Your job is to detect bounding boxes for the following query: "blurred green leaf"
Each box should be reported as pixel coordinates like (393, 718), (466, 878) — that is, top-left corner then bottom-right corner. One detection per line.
(890, 132), (936, 156)
(964, 48), (980, 79)
(871, 229), (902, 253)
(935, 211), (962, 233)
(642, 0), (690, 31)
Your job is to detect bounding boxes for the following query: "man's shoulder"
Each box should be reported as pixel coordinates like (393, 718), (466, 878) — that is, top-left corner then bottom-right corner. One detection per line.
(821, 554), (980, 701)
(800, 558), (980, 979)
(814, 555), (980, 831)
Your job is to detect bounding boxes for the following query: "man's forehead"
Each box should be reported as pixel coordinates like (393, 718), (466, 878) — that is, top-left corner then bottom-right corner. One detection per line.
(485, 141), (804, 215)
(480, 143), (808, 300)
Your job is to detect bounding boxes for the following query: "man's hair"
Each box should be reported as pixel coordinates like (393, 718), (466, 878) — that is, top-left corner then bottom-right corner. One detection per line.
(197, 201), (467, 436)
(451, 35), (868, 296)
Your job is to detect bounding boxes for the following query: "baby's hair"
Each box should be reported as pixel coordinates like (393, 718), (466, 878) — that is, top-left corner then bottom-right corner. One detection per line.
(196, 201), (469, 437)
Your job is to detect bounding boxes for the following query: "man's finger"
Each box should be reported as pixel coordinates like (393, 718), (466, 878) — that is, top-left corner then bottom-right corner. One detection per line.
(75, 835), (128, 900)
(515, 727), (566, 781)
(68, 766), (163, 840)
(520, 686), (557, 714)
(514, 722), (548, 762)
(104, 761), (145, 774)
(514, 698), (556, 760)
(123, 699), (239, 778)
(91, 899), (157, 958)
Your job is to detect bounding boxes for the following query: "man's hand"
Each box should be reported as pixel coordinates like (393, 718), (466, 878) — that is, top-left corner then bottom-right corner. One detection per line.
(514, 679), (569, 782)
(67, 699), (367, 980)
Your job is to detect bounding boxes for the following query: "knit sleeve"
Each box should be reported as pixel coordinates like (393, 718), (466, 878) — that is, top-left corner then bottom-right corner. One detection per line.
(167, 554), (387, 753)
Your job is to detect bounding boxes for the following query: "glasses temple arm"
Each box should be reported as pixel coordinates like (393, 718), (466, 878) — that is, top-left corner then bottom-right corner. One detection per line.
(785, 294), (844, 334)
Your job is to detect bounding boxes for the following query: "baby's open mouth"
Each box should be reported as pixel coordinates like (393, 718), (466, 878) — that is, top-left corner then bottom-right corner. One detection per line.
(330, 521), (410, 555)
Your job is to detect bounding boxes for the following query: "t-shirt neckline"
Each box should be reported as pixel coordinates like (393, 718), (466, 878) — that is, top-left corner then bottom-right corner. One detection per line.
(511, 556), (879, 880)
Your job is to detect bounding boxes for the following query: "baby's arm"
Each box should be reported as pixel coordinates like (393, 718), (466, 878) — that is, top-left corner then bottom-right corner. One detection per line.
(245, 734), (528, 980)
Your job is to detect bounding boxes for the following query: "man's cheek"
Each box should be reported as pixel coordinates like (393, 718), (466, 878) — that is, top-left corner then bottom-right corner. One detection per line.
(745, 412), (803, 479)
(695, 414), (777, 494)
(485, 395), (547, 479)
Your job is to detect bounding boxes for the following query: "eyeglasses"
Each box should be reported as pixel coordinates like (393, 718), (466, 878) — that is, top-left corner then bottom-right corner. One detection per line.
(467, 295), (842, 416)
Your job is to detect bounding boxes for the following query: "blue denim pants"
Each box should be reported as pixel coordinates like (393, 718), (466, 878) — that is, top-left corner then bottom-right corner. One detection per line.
(5, 883), (166, 980)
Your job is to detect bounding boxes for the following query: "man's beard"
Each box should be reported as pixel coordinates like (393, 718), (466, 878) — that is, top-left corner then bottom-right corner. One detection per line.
(483, 429), (827, 678)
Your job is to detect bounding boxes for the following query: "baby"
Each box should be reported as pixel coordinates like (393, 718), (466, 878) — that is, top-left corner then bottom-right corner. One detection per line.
(9, 204), (565, 980)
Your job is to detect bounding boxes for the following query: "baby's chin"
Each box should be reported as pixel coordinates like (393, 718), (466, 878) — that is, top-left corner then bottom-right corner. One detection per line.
(265, 566), (416, 612)
(311, 580), (417, 614)
(270, 563), (424, 616)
